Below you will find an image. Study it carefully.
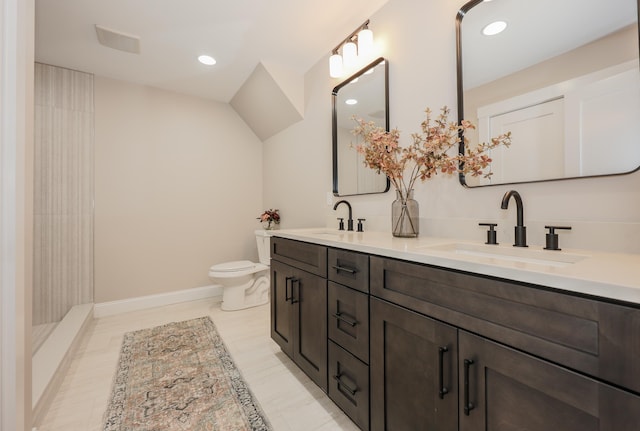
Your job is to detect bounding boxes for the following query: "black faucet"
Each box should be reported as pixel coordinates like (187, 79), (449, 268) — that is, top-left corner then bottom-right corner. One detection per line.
(501, 190), (527, 247)
(333, 200), (354, 231)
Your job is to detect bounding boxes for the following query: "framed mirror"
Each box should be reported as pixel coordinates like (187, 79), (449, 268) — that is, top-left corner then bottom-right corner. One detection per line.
(456, 0), (640, 187)
(333, 57), (390, 196)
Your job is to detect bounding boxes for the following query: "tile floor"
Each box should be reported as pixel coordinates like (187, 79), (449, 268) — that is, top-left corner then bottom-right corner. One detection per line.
(35, 298), (360, 431)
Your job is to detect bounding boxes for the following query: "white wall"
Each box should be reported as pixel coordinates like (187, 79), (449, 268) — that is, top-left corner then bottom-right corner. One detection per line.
(1, 0), (34, 428)
(94, 77), (264, 303)
(264, 0), (640, 254)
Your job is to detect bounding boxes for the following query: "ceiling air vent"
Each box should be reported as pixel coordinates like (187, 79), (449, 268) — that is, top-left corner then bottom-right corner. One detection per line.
(95, 25), (141, 54)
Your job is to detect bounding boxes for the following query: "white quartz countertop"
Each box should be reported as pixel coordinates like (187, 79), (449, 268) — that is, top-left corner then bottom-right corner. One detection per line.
(271, 228), (640, 306)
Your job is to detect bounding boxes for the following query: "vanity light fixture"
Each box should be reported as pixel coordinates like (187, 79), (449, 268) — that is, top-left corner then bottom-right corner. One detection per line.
(343, 41), (358, 70)
(198, 54), (217, 65)
(329, 53), (344, 78)
(329, 20), (374, 78)
(482, 20), (507, 36)
(345, 99), (358, 105)
(357, 27), (374, 58)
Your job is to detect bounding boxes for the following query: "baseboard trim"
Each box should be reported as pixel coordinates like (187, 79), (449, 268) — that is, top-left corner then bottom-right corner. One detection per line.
(93, 284), (223, 318)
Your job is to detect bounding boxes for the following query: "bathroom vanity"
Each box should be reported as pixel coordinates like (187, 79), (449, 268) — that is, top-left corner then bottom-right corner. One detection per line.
(269, 229), (640, 430)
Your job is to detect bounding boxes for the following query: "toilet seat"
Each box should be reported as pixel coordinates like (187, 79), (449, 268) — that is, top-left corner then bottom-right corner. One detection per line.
(208, 260), (268, 279)
(211, 260), (255, 272)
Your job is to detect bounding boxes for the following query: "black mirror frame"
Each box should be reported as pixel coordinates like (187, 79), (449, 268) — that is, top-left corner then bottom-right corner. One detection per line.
(332, 57), (390, 196)
(456, 0), (640, 188)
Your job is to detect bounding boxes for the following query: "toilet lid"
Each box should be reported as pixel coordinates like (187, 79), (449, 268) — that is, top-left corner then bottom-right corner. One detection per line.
(210, 260), (255, 272)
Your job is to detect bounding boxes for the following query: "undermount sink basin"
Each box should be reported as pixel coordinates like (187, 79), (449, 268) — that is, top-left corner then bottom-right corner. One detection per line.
(307, 229), (345, 237)
(419, 242), (589, 268)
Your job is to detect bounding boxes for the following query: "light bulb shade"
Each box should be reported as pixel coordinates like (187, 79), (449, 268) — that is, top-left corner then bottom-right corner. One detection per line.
(342, 41), (357, 70)
(329, 53), (343, 78)
(357, 28), (374, 58)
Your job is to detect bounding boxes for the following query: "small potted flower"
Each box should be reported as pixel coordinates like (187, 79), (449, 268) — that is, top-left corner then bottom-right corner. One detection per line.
(258, 209), (280, 230)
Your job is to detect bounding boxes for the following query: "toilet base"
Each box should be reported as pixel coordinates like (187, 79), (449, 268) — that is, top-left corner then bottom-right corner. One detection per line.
(220, 274), (270, 311)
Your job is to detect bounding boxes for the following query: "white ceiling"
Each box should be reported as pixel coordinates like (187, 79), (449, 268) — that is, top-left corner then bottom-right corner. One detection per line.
(35, 0), (390, 102)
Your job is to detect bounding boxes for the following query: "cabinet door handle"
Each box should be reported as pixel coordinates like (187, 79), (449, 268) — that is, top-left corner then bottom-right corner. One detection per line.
(438, 346), (449, 399)
(333, 374), (358, 396)
(331, 311), (358, 327)
(290, 278), (299, 304)
(331, 264), (358, 275)
(464, 359), (475, 415)
(285, 276), (293, 302)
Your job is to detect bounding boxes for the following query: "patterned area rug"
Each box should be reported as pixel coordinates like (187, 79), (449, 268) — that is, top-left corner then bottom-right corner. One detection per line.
(103, 316), (272, 431)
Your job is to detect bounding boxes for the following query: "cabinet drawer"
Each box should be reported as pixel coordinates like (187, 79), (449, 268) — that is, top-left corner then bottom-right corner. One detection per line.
(271, 237), (327, 277)
(370, 255), (640, 393)
(328, 248), (369, 293)
(328, 282), (369, 363)
(328, 341), (370, 431)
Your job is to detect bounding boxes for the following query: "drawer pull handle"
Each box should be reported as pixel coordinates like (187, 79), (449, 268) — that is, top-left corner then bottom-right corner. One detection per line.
(464, 359), (475, 415)
(332, 312), (357, 327)
(333, 374), (358, 396)
(438, 346), (449, 399)
(332, 265), (358, 275)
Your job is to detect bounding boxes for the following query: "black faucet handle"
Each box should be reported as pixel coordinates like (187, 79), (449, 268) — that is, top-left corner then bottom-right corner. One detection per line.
(337, 218), (345, 231)
(479, 223), (498, 245)
(357, 218), (366, 232)
(544, 226), (572, 251)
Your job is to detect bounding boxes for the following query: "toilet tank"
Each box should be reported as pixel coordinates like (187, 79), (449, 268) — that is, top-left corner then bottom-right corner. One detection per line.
(255, 230), (272, 265)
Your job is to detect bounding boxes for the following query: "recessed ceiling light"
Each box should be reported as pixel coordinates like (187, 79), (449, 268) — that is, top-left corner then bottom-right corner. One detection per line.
(198, 55), (217, 66)
(345, 99), (358, 105)
(482, 21), (507, 36)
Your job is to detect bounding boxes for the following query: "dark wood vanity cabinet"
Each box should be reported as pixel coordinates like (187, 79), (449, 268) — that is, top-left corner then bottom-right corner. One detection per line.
(270, 239), (328, 391)
(271, 237), (640, 430)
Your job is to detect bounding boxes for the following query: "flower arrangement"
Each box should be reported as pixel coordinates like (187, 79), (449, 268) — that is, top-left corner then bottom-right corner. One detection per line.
(353, 106), (511, 198)
(257, 209), (280, 230)
(353, 106), (511, 237)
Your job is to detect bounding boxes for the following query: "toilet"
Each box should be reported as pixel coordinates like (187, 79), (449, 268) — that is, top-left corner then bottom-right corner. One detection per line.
(208, 230), (272, 311)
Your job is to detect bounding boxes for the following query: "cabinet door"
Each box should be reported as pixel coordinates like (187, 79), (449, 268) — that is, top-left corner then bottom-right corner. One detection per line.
(270, 260), (293, 357)
(292, 267), (328, 391)
(370, 298), (458, 431)
(459, 331), (640, 431)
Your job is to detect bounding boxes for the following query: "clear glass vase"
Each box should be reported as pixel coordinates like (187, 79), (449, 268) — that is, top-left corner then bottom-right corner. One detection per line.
(392, 189), (419, 238)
